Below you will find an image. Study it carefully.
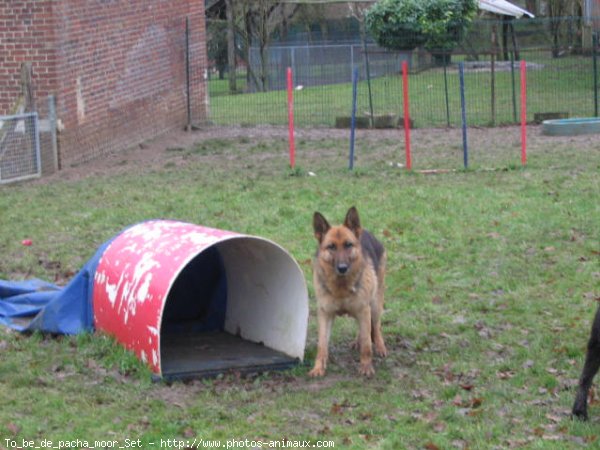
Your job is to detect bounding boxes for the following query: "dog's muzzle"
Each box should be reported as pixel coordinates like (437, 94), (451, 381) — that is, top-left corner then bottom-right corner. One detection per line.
(336, 263), (349, 275)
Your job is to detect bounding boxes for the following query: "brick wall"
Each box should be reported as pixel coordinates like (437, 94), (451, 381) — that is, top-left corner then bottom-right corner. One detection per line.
(1, 0), (208, 166)
(0, 1), (57, 115)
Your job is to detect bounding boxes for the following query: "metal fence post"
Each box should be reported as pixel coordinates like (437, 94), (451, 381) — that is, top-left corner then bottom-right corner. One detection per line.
(33, 112), (41, 177)
(48, 95), (59, 171)
(291, 46), (296, 86)
(510, 51), (517, 123)
(593, 32), (598, 117)
(350, 45), (355, 80)
(491, 48), (496, 126)
(362, 41), (374, 127)
(443, 63), (450, 127)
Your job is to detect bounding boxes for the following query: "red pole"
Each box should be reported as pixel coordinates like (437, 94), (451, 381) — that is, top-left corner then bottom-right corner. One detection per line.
(520, 60), (527, 166)
(402, 61), (412, 170)
(287, 67), (295, 169)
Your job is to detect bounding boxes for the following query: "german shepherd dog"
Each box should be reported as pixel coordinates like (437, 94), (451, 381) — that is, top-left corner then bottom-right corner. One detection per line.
(309, 207), (387, 377)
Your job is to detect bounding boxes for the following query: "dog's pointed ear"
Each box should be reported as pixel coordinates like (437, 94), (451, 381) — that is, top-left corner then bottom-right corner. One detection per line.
(313, 212), (330, 243)
(344, 206), (362, 238)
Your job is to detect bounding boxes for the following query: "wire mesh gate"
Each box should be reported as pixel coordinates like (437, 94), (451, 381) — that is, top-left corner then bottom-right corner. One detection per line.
(0, 112), (42, 184)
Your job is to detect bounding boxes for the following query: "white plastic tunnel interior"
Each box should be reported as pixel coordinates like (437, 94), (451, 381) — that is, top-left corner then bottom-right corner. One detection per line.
(160, 237), (309, 380)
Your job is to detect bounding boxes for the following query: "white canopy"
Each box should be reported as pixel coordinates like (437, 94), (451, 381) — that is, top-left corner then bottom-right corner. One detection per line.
(479, 0), (534, 18)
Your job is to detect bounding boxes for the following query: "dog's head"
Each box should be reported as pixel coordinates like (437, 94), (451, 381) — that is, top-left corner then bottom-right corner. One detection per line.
(313, 206), (363, 277)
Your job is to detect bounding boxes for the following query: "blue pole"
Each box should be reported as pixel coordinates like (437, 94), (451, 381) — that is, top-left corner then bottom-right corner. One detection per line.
(349, 67), (359, 170)
(459, 62), (468, 169)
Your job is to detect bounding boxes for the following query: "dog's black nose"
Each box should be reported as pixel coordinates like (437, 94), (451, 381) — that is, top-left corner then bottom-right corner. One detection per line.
(336, 264), (349, 275)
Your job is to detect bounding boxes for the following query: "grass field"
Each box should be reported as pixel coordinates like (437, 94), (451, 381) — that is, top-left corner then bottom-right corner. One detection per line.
(0, 126), (599, 449)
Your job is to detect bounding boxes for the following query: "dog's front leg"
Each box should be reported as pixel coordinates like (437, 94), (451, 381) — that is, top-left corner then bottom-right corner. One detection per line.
(357, 307), (374, 376)
(309, 310), (333, 377)
(573, 308), (600, 420)
(572, 349), (600, 420)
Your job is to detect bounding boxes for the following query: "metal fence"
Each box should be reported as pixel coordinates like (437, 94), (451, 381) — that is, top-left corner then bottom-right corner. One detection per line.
(248, 43), (411, 92)
(206, 17), (600, 129)
(0, 112), (42, 184)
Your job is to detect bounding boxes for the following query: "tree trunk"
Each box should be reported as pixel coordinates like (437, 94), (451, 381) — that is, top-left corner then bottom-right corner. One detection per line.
(225, 0), (237, 93)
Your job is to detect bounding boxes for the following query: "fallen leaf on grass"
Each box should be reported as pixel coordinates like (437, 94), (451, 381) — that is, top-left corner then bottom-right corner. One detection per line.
(411, 389), (433, 400)
(471, 397), (484, 408)
(541, 434), (562, 441)
(522, 359), (534, 369)
(433, 421), (447, 433)
(545, 413), (563, 423)
(330, 403), (344, 415)
(583, 292), (600, 301)
(474, 321), (493, 339)
(451, 439), (468, 449)
(6, 422), (21, 435)
(330, 400), (355, 416)
(359, 412), (373, 421)
(452, 394), (464, 406)
(497, 369), (516, 380)
(453, 395), (484, 410)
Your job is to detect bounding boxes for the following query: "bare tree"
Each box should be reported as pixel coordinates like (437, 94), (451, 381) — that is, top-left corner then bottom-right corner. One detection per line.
(525, 0), (538, 15)
(347, 1), (372, 40)
(546, 0), (584, 56)
(234, 1), (299, 92)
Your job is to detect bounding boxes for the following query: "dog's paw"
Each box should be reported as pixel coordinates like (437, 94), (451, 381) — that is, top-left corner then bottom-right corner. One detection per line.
(571, 408), (589, 421)
(308, 366), (326, 377)
(359, 362), (375, 377)
(374, 342), (388, 358)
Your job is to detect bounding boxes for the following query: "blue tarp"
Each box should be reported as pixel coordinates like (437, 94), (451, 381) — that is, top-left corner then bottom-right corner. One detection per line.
(0, 236), (114, 334)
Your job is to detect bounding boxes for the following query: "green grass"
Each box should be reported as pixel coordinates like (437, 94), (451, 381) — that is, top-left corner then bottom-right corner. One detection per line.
(0, 130), (599, 448)
(209, 53), (599, 128)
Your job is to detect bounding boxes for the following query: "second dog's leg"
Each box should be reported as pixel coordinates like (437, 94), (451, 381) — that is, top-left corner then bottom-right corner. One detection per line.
(573, 308), (600, 420)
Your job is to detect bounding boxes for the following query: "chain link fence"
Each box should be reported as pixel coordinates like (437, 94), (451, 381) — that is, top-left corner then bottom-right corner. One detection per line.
(206, 17), (600, 128)
(0, 113), (42, 184)
(0, 97), (69, 183)
(247, 43), (410, 92)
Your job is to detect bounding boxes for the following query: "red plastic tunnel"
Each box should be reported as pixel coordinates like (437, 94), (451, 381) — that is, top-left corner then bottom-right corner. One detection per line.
(92, 220), (309, 379)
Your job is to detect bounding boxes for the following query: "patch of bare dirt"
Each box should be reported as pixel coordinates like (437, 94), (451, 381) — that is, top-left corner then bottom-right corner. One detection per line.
(36, 124), (600, 183)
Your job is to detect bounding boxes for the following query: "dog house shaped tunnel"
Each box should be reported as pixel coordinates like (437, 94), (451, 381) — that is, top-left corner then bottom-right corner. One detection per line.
(92, 220), (309, 379)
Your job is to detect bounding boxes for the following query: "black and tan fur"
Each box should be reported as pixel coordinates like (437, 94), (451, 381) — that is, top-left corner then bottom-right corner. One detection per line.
(309, 207), (387, 377)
